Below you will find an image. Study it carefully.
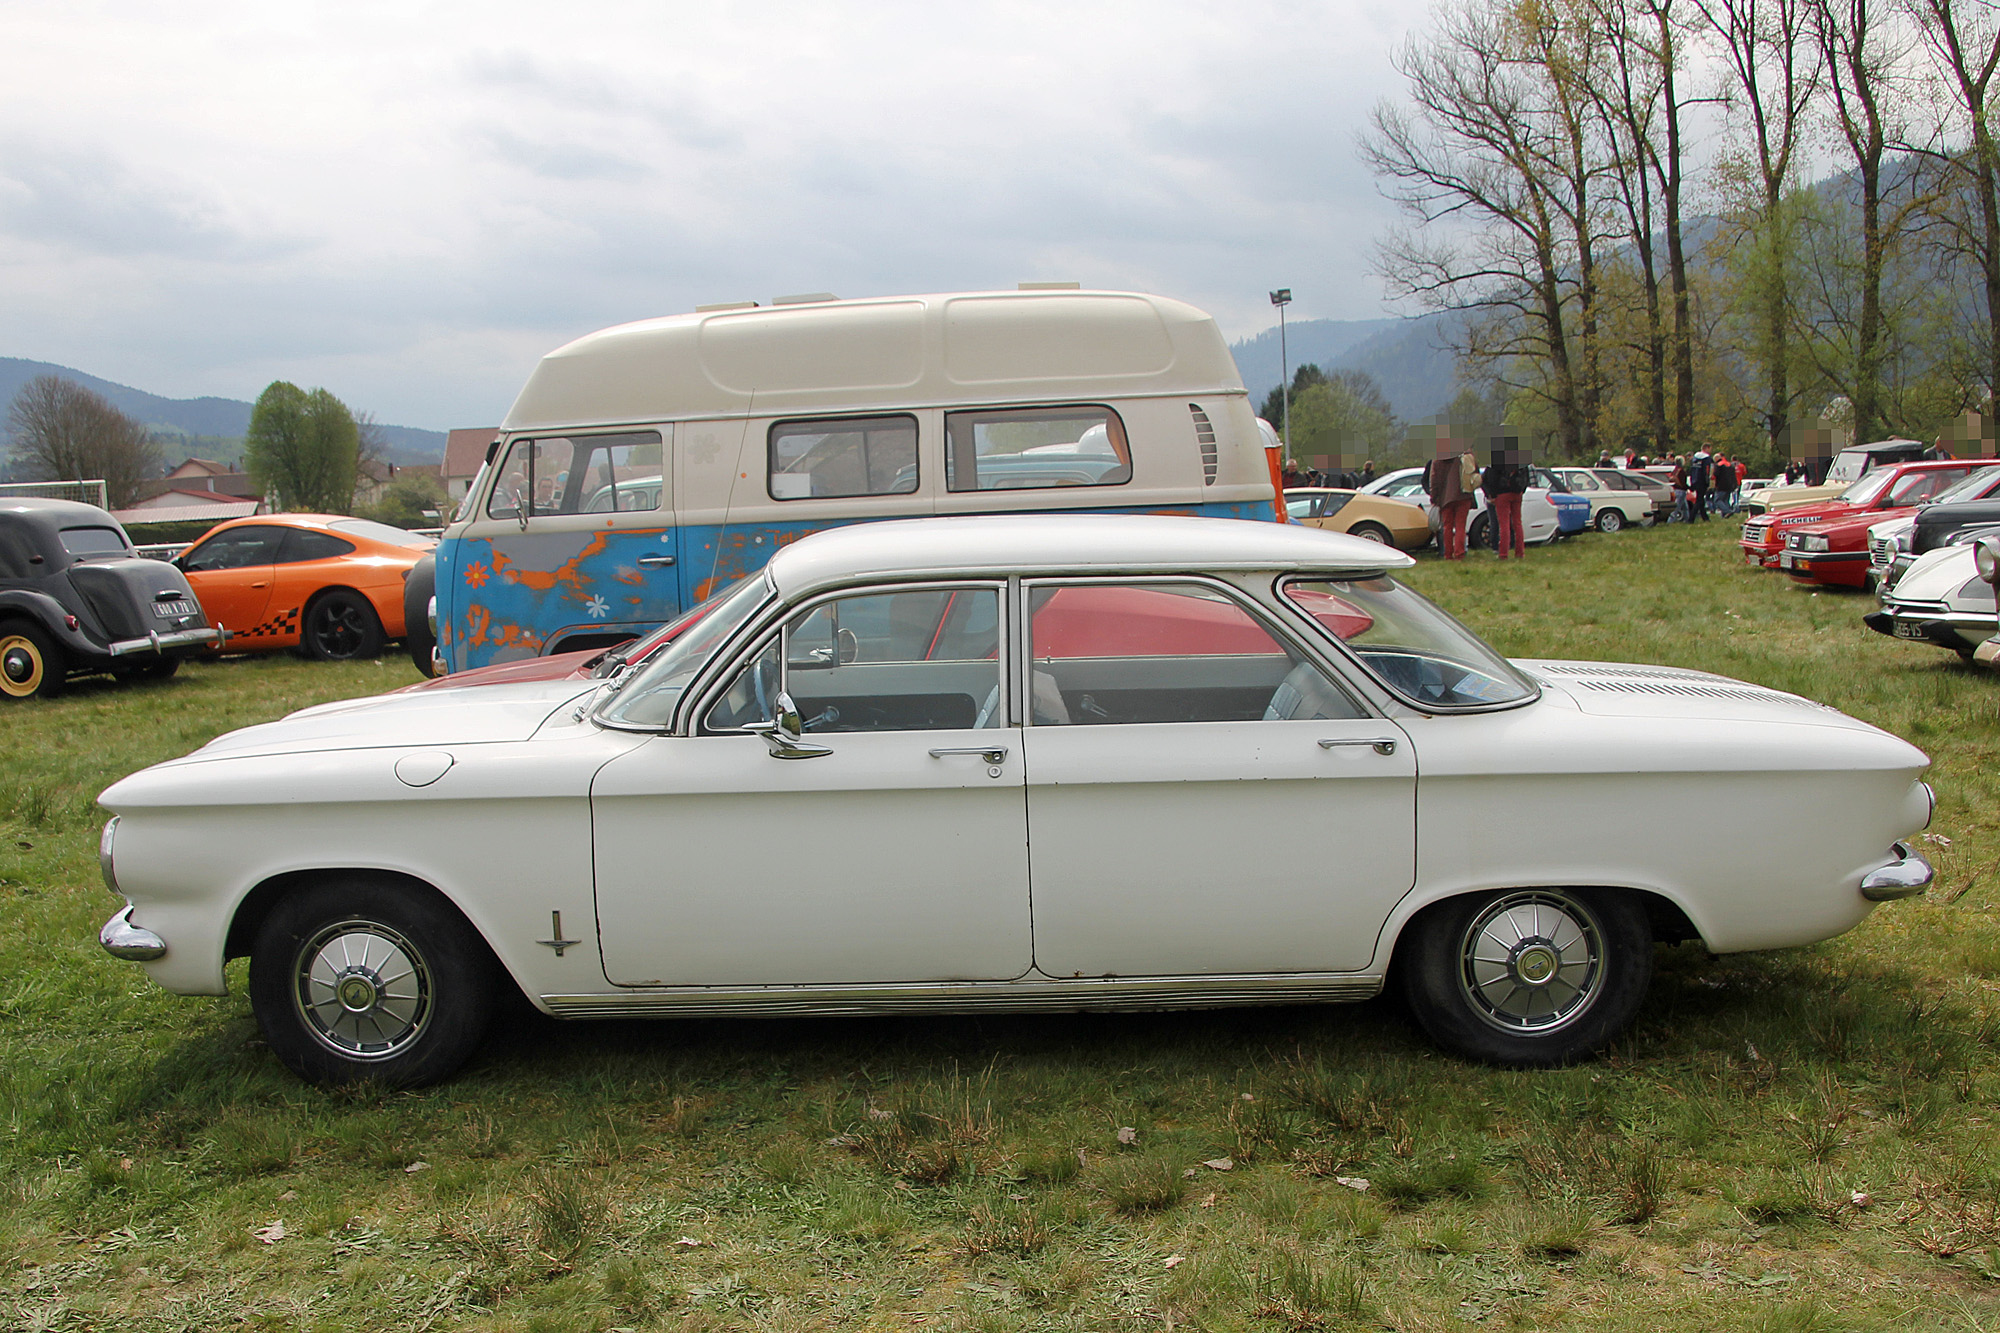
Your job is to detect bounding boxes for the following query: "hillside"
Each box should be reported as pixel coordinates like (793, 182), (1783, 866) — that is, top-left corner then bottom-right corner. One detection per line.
(0, 359), (447, 467)
(1229, 313), (1460, 423)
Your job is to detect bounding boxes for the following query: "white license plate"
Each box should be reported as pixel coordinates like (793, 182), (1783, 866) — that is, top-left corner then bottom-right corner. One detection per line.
(1893, 620), (1928, 641)
(1780, 552), (1800, 569)
(154, 599), (196, 618)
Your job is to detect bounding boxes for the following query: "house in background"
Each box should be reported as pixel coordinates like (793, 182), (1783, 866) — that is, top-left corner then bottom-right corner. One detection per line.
(111, 489), (263, 527)
(133, 457), (260, 504)
(354, 460), (446, 509)
(443, 428), (498, 501)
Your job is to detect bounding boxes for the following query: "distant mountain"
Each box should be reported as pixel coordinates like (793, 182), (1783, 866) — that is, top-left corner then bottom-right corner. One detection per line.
(1229, 314), (1461, 423)
(0, 359), (447, 467)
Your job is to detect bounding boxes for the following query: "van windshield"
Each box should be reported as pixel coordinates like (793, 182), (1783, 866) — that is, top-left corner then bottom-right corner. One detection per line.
(597, 574), (774, 728)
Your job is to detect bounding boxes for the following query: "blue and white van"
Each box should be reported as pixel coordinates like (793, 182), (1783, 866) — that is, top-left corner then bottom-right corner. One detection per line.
(417, 289), (1281, 674)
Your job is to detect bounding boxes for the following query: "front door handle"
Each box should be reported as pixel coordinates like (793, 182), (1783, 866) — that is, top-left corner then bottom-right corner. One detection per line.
(930, 745), (1010, 764)
(1318, 737), (1398, 756)
(635, 555), (675, 568)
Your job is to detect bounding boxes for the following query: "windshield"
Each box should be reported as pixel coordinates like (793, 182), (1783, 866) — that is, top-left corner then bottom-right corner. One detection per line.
(597, 574), (774, 727)
(1282, 576), (1537, 709)
(1838, 469), (1898, 507)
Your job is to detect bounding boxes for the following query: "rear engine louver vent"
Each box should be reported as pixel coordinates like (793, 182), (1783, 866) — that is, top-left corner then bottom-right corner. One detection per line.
(1189, 404), (1218, 485)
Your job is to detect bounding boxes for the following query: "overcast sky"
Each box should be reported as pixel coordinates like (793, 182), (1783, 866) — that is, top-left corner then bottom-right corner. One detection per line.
(0, 1), (1418, 430)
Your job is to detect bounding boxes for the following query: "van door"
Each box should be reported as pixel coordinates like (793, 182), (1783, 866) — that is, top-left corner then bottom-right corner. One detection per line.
(450, 429), (678, 664)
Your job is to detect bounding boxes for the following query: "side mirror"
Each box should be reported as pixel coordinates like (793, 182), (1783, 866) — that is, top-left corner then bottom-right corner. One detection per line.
(746, 690), (832, 760)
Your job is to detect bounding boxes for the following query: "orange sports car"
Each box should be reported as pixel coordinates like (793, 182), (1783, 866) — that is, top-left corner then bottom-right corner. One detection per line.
(175, 514), (437, 660)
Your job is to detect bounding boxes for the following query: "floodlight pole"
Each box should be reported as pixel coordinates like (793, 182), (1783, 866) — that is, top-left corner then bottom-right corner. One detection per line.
(1270, 289), (1292, 464)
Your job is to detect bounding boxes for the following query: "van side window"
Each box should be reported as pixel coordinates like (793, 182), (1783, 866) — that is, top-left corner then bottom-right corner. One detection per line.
(945, 406), (1132, 491)
(488, 432), (666, 520)
(768, 416), (918, 500)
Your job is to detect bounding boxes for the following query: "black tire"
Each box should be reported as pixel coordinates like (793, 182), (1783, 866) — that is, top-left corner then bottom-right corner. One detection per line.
(403, 555), (438, 677)
(1397, 888), (1652, 1067)
(1468, 513), (1493, 549)
(1596, 508), (1626, 533)
(0, 620), (65, 700)
(248, 877), (498, 1088)
(302, 590), (385, 661)
(1347, 521), (1393, 545)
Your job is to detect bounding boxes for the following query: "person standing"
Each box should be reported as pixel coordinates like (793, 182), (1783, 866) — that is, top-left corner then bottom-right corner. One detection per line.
(1712, 454), (1738, 516)
(1426, 436), (1476, 560)
(1689, 449), (1713, 521)
(1671, 455), (1690, 522)
(1483, 437), (1530, 559)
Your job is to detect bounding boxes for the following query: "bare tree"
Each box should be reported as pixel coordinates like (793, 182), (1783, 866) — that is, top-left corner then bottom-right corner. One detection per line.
(5, 375), (160, 507)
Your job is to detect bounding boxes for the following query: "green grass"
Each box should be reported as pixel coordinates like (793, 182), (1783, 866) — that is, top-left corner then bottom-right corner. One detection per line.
(4, 523), (2000, 1330)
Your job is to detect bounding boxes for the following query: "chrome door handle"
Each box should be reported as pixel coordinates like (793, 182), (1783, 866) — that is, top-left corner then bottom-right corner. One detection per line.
(1319, 737), (1398, 756)
(930, 746), (1010, 763)
(635, 555), (675, 568)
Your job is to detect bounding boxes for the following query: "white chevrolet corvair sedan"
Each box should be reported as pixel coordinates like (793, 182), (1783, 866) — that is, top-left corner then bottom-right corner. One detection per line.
(98, 515), (1938, 1087)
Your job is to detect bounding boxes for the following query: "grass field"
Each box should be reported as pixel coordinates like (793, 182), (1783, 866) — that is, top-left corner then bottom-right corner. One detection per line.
(4, 520), (1999, 1332)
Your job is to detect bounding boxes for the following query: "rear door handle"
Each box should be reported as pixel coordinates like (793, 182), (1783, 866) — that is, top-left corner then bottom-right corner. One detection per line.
(1319, 737), (1398, 756)
(635, 555), (675, 568)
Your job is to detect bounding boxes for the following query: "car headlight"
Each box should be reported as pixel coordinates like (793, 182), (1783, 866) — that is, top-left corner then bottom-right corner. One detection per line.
(1795, 534), (1830, 552)
(1977, 536), (1999, 583)
(99, 816), (121, 898)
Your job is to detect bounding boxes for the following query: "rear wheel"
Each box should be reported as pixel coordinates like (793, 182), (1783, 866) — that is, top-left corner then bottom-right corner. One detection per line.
(1467, 513), (1493, 549)
(403, 556), (439, 676)
(1398, 888), (1652, 1066)
(249, 878), (498, 1088)
(1347, 521), (1393, 545)
(1596, 508), (1626, 533)
(0, 622), (64, 700)
(303, 590), (385, 661)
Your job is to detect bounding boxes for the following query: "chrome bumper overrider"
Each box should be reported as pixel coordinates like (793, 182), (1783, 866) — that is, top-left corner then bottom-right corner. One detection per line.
(107, 627), (224, 657)
(1976, 636), (2000, 670)
(99, 905), (166, 961)
(1861, 842), (1934, 902)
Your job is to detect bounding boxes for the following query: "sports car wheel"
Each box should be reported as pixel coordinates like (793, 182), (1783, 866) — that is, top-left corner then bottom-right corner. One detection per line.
(303, 590), (385, 661)
(0, 622), (64, 700)
(1596, 508), (1626, 533)
(1347, 521), (1393, 545)
(249, 878), (498, 1088)
(1398, 888), (1651, 1066)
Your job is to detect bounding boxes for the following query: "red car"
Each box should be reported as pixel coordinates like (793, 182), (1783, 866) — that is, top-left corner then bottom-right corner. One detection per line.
(1739, 459), (1998, 571)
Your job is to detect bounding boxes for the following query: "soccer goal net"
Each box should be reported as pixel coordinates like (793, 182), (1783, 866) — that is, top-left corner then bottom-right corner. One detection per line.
(0, 479), (109, 509)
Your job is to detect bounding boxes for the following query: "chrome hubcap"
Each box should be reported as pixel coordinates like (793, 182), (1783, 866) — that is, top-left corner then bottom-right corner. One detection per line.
(294, 920), (432, 1060)
(3, 646), (32, 683)
(1459, 892), (1604, 1034)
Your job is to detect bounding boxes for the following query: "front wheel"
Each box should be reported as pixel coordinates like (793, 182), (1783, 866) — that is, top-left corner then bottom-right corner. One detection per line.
(249, 878), (498, 1088)
(1467, 513), (1492, 549)
(1596, 508), (1626, 533)
(303, 590), (385, 661)
(0, 621), (65, 700)
(1347, 521), (1392, 545)
(1398, 888), (1652, 1066)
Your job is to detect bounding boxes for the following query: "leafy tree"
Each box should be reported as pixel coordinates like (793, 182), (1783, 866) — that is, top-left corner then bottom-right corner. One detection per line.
(1288, 372), (1402, 470)
(5, 374), (159, 506)
(245, 382), (360, 513)
(359, 473), (449, 530)
(1259, 364), (1330, 425)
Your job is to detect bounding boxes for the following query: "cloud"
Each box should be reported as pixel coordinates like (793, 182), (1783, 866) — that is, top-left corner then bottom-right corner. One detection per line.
(0, 141), (278, 260)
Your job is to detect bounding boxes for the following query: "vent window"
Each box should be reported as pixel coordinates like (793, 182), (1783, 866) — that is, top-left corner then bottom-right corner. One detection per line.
(1189, 404), (1218, 485)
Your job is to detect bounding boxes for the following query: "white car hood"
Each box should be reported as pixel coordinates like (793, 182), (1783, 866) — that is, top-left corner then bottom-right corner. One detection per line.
(1517, 659), (1879, 733)
(176, 680), (602, 763)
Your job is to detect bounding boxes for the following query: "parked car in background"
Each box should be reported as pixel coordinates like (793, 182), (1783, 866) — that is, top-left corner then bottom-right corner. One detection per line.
(0, 498), (221, 700)
(1864, 536), (2000, 659)
(1363, 466), (1572, 546)
(1739, 440), (1934, 515)
(1740, 459), (1995, 569)
(1284, 487), (1432, 549)
(1781, 460), (2000, 588)
(1870, 468), (2000, 589)
(1973, 536), (2000, 671)
(1548, 467), (1658, 531)
(175, 515), (436, 661)
(99, 514), (1936, 1088)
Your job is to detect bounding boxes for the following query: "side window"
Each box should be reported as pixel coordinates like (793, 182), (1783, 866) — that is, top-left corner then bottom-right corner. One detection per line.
(706, 587), (1001, 733)
(181, 526), (287, 572)
(1025, 582), (1362, 726)
(279, 531), (357, 564)
(489, 431), (666, 520)
(1889, 468), (1967, 505)
(769, 415), (917, 500)
(945, 406), (1132, 492)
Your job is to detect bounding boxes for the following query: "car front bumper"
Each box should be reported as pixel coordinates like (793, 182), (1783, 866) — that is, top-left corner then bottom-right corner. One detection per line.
(99, 904), (167, 961)
(1861, 842), (1934, 902)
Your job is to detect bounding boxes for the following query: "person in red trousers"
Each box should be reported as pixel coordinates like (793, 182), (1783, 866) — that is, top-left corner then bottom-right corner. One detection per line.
(1481, 436), (1530, 559)
(1424, 433), (1476, 560)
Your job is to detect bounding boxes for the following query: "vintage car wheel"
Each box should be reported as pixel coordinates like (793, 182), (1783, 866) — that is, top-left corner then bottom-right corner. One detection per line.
(1347, 521), (1393, 545)
(0, 621), (65, 700)
(1398, 888), (1651, 1067)
(249, 879), (497, 1088)
(303, 590), (385, 661)
(1596, 508), (1626, 533)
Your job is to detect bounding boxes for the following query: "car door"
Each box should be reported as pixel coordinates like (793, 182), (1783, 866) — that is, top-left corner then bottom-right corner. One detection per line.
(590, 582), (1034, 987)
(1019, 578), (1416, 978)
(178, 524), (289, 640)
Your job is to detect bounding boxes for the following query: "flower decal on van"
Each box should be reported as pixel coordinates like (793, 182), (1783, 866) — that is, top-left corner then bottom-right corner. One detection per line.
(464, 562), (489, 588)
(584, 595), (610, 619)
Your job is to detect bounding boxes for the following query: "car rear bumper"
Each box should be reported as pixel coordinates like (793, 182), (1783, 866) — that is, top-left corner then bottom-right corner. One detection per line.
(99, 904), (167, 961)
(1861, 842), (1933, 902)
(107, 627), (225, 657)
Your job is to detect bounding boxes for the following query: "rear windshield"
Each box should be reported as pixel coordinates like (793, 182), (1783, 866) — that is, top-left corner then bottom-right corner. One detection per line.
(329, 518), (438, 548)
(58, 526), (129, 557)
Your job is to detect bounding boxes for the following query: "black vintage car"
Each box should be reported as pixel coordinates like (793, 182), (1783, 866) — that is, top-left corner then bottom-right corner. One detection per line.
(0, 497), (222, 700)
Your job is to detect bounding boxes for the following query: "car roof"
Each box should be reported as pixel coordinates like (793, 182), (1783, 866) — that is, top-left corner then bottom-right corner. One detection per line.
(0, 497), (123, 526)
(760, 514), (1415, 599)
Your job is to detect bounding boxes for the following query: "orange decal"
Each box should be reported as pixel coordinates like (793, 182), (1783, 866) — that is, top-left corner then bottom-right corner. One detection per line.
(465, 561), (489, 587)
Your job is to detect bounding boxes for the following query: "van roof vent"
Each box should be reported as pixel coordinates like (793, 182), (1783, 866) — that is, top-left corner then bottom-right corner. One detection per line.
(696, 301), (759, 313)
(1189, 403), (1218, 485)
(772, 292), (839, 305)
(1018, 281), (1081, 291)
